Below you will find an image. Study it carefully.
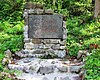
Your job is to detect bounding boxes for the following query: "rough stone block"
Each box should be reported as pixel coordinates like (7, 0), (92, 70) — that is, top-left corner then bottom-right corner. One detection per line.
(32, 44), (45, 49)
(23, 10), (28, 18)
(24, 25), (28, 32)
(50, 39), (60, 44)
(32, 44), (39, 49)
(51, 44), (60, 50)
(22, 49), (30, 54)
(63, 27), (67, 34)
(8, 64), (24, 71)
(60, 46), (66, 50)
(46, 49), (55, 55)
(38, 44), (45, 49)
(59, 40), (66, 46)
(32, 39), (41, 44)
(24, 43), (34, 49)
(37, 66), (54, 74)
(24, 3), (43, 9)
(43, 39), (60, 44)
(56, 50), (66, 58)
(4, 49), (12, 58)
(45, 44), (54, 49)
(34, 9), (44, 14)
(35, 4), (43, 9)
(24, 2), (34, 9)
(61, 77), (71, 80)
(42, 39), (51, 44)
(45, 9), (54, 14)
(24, 34), (28, 38)
(63, 34), (67, 40)
(28, 9), (35, 14)
(77, 50), (88, 59)
(42, 77), (49, 80)
(24, 38), (30, 43)
(70, 65), (83, 73)
(28, 9), (44, 14)
(32, 49), (46, 54)
(63, 21), (66, 28)
(58, 66), (68, 72)
(24, 32), (28, 38)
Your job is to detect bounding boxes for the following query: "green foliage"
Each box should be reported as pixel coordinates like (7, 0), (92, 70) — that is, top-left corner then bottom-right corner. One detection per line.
(0, 0), (24, 52)
(0, 0), (100, 79)
(5, 21), (24, 34)
(0, 1), (24, 79)
(0, 35), (24, 52)
(0, 0), (24, 21)
(0, 21), (24, 52)
(66, 16), (100, 56)
(85, 49), (100, 80)
(24, 0), (93, 19)
(0, 70), (19, 80)
(0, 53), (4, 71)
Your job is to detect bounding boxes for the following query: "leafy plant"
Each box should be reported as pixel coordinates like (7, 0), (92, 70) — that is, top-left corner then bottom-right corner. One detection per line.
(0, 53), (4, 71)
(0, 0), (99, 80)
(85, 49), (100, 80)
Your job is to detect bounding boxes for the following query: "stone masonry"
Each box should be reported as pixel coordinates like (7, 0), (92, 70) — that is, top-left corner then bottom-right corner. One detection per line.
(23, 3), (67, 58)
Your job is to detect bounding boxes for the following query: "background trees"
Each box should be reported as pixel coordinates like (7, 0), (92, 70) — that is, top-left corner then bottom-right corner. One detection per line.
(94, 0), (100, 17)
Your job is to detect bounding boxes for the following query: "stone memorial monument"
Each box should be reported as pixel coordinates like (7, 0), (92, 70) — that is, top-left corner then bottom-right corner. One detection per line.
(23, 2), (67, 58)
(8, 3), (84, 80)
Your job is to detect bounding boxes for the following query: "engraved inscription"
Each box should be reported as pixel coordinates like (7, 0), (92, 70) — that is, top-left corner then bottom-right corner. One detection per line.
(28, 14), (63, 39)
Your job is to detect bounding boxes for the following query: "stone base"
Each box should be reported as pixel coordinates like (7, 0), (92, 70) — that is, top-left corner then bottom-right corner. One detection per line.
(23, 39), (66, 58)
(15, 49), (66, 59)
(15, 73), (81, 80)
(8, 58), (84, 80)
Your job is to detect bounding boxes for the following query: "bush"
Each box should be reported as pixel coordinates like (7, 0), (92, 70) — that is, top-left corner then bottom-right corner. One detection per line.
(85, 49), (100, 80)
(0, 21), (24, 52)
(0, 0), (24, 21)
(0, 53), (4, 71)
(0, 0), (99, 79)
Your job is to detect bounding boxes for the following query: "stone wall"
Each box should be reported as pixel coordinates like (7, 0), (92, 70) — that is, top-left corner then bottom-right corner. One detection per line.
(23, 3), (67, 58)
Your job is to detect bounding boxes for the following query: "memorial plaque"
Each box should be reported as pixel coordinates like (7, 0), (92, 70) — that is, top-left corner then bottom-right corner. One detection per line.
(28, 14), (63, 39)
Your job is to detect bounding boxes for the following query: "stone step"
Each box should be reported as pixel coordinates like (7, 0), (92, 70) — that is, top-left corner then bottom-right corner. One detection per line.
(8, 58), (84, 74)
(15, 72), (81, 80)
(15, 50), (66, 58)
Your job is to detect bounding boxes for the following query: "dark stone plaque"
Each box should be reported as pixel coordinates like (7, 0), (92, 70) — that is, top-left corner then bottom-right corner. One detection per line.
(28, 14), (63, 39)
